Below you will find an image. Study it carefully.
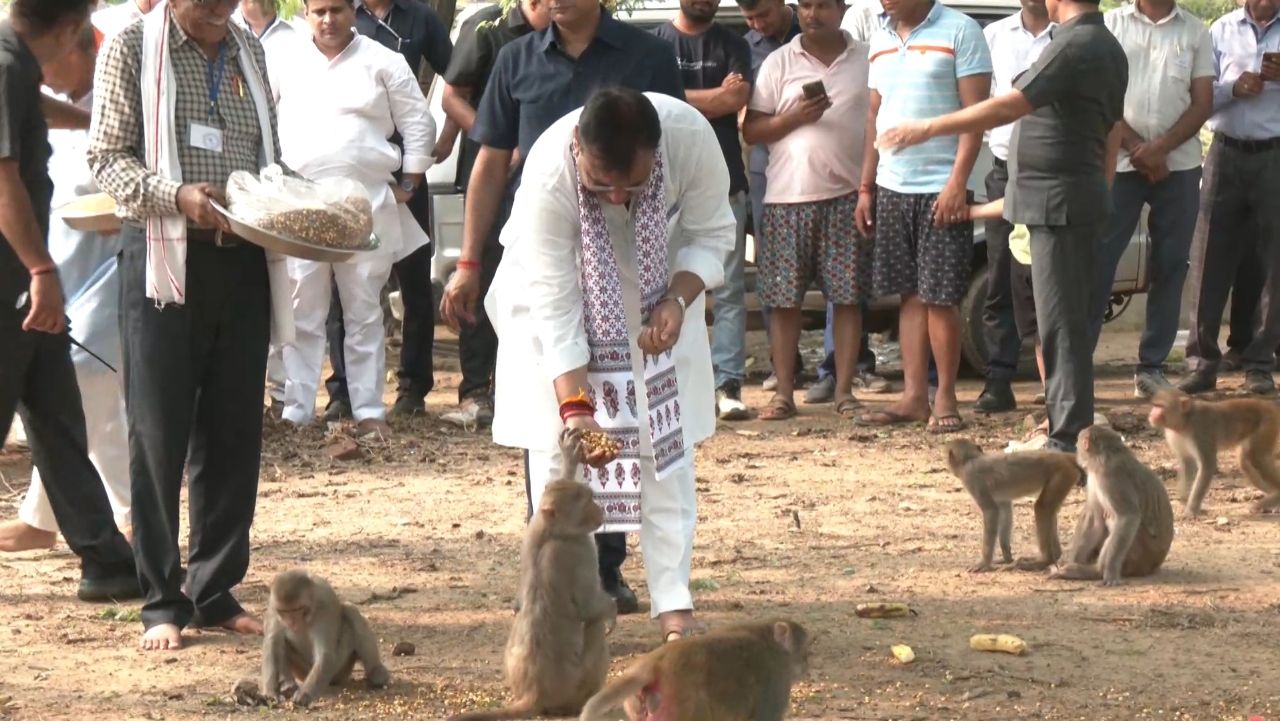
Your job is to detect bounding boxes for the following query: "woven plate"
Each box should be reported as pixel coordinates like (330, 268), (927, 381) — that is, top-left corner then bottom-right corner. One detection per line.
(210, 201), (378, 263)
(57, 193), (123, 232)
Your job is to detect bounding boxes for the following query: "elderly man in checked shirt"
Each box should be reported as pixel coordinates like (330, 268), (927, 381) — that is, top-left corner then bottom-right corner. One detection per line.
(88, 0), (285, 651)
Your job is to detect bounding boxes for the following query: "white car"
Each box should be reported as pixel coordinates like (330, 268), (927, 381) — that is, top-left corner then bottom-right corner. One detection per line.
(422, 0), (1149, 372)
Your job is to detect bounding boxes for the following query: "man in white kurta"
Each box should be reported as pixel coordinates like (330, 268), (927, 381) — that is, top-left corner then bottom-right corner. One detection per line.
(277, 0), (435, 432)
(486, 90), (734, 639)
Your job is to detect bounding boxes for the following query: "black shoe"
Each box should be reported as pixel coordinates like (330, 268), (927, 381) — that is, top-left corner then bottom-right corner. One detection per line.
(604, 578), (640, 615)
(1222, 349), (1244, 372)
(1245, 370), (1276, 396)
(390, 395), (426, 418)
(1177, 371), (1217, 394)
(975, 380), (1017, 414)
(78, 573), (142, 602)
(323, 399), (353, 421)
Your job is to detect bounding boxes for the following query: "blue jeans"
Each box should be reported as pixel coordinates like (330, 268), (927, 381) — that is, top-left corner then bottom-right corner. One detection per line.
(816, 303), (877, 381)
(1090, 169), (1202, 372)
(711, 192), (749, 388)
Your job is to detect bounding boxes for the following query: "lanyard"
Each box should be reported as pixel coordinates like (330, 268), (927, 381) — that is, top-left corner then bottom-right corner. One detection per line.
(207, 42), (226, 122)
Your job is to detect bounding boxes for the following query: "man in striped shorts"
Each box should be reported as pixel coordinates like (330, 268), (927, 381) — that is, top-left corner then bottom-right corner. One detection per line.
(855, 0), (991, 433)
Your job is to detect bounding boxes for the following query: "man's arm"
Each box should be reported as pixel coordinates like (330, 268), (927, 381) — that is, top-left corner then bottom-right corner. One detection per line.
(41, 95), (90, 130)
(944, 73), (991, 186)
(672, 119), (735, 293)
(384, 57), (437, 192)
(686, 79), (750, 121)
(421, 6), (454, 78)
(442, 83), (477, 132)
(0, 161), (64, 333)
(855, 90), (882, 238)
(1105, 122), (1123, 187)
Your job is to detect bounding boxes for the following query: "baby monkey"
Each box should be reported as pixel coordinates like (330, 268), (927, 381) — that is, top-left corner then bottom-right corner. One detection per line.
(1149, 390), (1280, 517)
(578, 620), (810, 721)
(945, 439), (1081, 573)
(261, 569), (389, 707)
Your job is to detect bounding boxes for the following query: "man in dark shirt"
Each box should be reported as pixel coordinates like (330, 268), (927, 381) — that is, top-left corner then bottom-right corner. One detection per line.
(653, 0), (752, 422)
(877, 0), (1127, 452)
(324, 0), (456, 420)
(439, 0), (551, 426)
(0, 0), (139, 600)
(439, 0), (684, 614)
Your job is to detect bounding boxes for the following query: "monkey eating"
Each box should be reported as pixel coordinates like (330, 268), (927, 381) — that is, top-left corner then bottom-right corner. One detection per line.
(1050, 425), (1174, 586)
(944, 439), (1081, 573)
(448, 428), (617, 721)
(1148, 389), (1280, 517)
(578, 620), (810, 721)
(261, 569), (389, 707)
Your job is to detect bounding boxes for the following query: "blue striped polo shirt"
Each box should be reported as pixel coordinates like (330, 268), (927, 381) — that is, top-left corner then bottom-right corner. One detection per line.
(868, 2), (992, 194)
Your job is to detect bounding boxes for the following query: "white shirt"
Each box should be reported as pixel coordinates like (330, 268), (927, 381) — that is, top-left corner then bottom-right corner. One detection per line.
(276, 34), (436, 259)
(231, 9), (304, 96)
(91, 0), (146, 42)
(841, 0), (883, 44)
(485, 93), (736, 452)
(984, 11), (1054, 162)
(1105, 3), (1215, 173)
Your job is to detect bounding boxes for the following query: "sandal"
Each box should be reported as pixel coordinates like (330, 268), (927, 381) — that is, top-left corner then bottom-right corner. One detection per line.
(758, 394), (797, 421)
(834, 396), (864, 419)
(659, 612), (704, 643)
(854, 409), (924, 427)
(928, 414), (967, 434)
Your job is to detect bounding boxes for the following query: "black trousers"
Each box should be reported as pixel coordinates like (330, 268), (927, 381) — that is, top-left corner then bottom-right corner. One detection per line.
(456, 191), (513, 402)
(523, 451), (627, 585)
(327, 189), (435, 406)
(982, 161), (1021, 382)
(0, 287), (134, 580)
(1186, 139), (1280, 373)
(119, 229), (269, 629)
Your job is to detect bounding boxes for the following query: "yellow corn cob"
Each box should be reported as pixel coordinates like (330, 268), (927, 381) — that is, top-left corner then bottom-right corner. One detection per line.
(855, 602), (915, 618)
(969, 633), (1027, 655)
(891, 644), (916, 664)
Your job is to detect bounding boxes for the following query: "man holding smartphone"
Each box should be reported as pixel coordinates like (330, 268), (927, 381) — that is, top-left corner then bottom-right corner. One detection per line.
(743, 0), (872, 421)
(1179, 0), (1280, 394)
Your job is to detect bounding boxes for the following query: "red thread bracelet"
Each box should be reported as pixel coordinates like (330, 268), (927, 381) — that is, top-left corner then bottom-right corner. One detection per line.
(457, 259), (481, 271)
(29, 264), (56, 277)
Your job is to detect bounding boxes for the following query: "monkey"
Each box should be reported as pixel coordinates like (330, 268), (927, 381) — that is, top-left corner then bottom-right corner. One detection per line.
(448, 428), (617, 721)
(260, 569), (389, 707)
(944, 439), (1082, 573)
(1049, 425), (1174, 586)
(578, 620), (810, 721)
(1148, 389), (1280, 517)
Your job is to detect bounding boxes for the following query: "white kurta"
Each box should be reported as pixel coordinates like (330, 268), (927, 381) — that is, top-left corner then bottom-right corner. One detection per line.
(485, 93), (735, 615)
(230, 10), (304, 99)
(22, 90), (130, 533)
(275, 34), (436, 423)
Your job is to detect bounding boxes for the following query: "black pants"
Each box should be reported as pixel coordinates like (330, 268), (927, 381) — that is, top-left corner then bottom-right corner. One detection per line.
(523, 451), (626, 585)
(327, 189), (435, 406)
(982, 161), (1020, 382)
(457, 191), (513, 402)
(0, 288), (134, 580)
(1030, 222), (1100, 452)
(1186, 138), (1280, 373)
(119, 229), (270, 629)
(1227, 250), (1263, 352)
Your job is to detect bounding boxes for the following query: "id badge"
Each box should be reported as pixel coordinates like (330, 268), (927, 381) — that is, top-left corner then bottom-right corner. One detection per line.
(190, 122), (224, 153)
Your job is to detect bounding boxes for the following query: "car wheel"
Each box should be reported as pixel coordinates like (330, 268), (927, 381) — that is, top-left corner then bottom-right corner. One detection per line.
(959, 263), (990, 377)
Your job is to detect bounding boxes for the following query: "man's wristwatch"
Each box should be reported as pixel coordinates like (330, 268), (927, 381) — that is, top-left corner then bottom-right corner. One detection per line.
(399, 178), (419, 195)
(661, 295), (686, 314)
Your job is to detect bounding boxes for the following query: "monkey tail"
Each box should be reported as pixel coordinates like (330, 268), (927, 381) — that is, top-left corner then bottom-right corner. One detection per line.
(445, 703), (536, 721)
(578, 663), (653, 721)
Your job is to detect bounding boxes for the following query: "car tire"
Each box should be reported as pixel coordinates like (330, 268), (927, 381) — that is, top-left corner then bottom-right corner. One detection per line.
(959, 262), (990, 377)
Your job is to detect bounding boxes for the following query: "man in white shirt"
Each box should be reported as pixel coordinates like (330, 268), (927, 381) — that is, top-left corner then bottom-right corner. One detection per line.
(973, 0), (1052, 415)
(90, 0), (155, 45)
(1094, 0), (1213, 398)
(486, 89), (733, 641)
(277, 0), (435, 434)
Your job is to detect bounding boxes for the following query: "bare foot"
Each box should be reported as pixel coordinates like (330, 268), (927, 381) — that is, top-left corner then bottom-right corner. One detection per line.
(658, 609), (700, 643)
(215, 613), (264, 636)
(0, 520), (57, 552)
(141, 623), (183, 651)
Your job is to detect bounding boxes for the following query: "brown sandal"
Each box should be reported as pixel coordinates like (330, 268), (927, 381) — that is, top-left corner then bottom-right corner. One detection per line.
(758, 394), (797, 421)
(834, 396), (864, 419)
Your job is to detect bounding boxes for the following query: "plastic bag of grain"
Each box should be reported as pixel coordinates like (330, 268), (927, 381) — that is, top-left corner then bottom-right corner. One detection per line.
(226, 165), (374, 249)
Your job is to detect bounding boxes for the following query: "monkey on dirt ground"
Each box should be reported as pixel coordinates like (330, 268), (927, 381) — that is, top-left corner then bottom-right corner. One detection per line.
(1050, 426), (1175, 586)
(260, 569), (389, 707)
(578, 620), (810, 721)
(1148, 389), (1280, 517)
(448, 428), (617, 721)
(945, 439), (1081, 573)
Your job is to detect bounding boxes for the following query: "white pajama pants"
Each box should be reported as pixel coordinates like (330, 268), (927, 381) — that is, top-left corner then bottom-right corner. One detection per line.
(283, 253), (394, 424)
(21, 371), (131, 532)
(527, 448), (698, 617)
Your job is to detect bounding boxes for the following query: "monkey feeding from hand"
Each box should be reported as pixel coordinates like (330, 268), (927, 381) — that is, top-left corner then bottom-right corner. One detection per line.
(1050, 426), (1174, 586)
(945, 439), (1081, 573)
(447, 428), (617, 721)
(1148, 389), (1280, 517)
(261, 569), (389, 707)
(578, 620), (811, 721)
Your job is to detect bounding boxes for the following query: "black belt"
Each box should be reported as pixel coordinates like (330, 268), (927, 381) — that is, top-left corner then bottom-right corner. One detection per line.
(992, 157), (1008, 170)
(187, 228), (245, 247)
(1219, 134), (1280, 153)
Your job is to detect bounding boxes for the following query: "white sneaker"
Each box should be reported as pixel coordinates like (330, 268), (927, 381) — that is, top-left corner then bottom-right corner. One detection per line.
(716, 383), (749, 421)
(762, 373), (779, 391)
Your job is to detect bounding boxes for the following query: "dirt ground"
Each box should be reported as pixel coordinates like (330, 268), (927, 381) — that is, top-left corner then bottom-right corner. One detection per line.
(1, 329), (1278, 721)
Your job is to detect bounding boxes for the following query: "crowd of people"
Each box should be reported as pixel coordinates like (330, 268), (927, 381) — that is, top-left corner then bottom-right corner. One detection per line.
(0, 0), (1277, 654)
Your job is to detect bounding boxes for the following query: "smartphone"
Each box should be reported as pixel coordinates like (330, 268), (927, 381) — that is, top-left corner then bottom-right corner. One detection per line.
(801, 80), (828, 100)
(1264, 51), (1280, 63)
